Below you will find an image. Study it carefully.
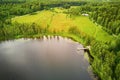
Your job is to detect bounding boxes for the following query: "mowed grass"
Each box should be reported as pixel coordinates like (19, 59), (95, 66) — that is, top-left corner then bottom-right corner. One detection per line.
(73, 16), (114, 41)
(12, 11), (54, 28)
(12, 8), (115, 42)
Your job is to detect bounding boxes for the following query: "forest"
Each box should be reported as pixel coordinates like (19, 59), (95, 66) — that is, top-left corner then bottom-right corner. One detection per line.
(0, 0), (120, 80)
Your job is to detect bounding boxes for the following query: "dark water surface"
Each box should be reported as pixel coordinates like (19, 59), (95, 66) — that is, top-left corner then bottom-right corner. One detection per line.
(0, 36), (93, 80)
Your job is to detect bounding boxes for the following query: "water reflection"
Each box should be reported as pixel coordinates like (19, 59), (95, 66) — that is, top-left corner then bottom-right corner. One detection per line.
(0, 36), (92, 80)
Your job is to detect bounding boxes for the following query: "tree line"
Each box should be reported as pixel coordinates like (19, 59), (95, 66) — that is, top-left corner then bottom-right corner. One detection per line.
(89, 2), (120, 35)
(0, 0), (87, 28)
(85, 2), (120, 80)
(64, 2), (120, 80)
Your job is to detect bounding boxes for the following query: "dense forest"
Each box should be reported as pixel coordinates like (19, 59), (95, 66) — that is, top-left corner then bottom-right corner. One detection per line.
(0, 0), (120, 80)
(80, 2), (120, 80)
(65, 2), (120, 80)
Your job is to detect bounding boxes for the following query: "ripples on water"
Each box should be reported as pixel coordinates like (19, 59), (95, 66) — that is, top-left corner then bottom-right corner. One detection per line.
(0, 36), (92, 80)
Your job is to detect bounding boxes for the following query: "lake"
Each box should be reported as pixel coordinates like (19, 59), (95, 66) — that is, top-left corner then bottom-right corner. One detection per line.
(0, 36), (93, 80)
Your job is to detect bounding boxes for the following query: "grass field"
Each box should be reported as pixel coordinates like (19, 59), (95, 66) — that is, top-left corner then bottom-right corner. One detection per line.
(12, 8), (115, 42)
(12, 11), (54, 28)
(73, 16), (114, 41)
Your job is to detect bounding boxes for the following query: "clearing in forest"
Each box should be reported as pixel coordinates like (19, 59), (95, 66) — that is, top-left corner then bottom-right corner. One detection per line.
(12, 8), (114, 42)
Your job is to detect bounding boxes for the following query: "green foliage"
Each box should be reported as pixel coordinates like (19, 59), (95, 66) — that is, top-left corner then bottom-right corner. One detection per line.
(0, 1), (120, 80)
(68, 26), (80, 35)
(68, 26), (95, 45)
(63, 3), (70, 9)
(91, 41), (116, 80)
(68, 7), (81, 16)
(89, 2), (120, 35)
(115, 64), (120, 80)
(110, 35), (120, 53)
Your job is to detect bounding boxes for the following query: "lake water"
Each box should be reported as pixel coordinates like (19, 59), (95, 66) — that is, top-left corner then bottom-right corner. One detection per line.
(0, 36), (93, 80)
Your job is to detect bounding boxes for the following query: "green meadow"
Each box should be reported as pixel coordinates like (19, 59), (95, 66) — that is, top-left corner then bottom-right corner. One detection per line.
(12, 8), (114, 43)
